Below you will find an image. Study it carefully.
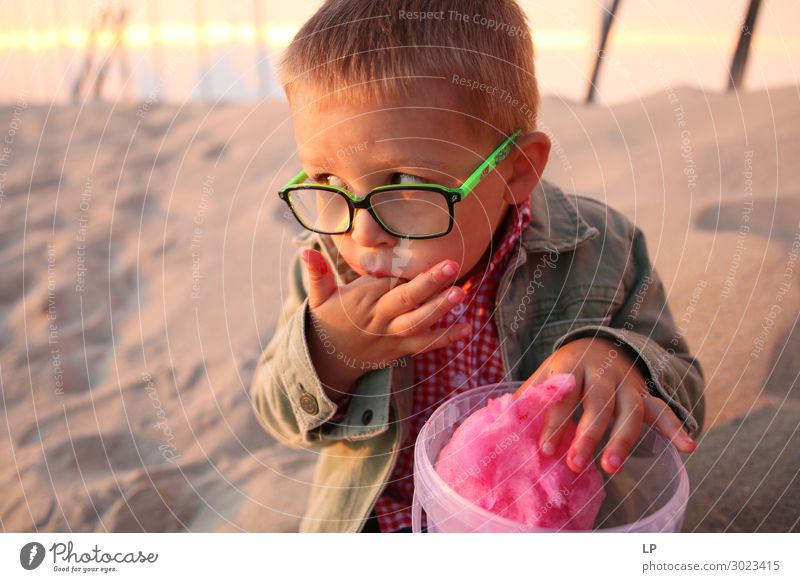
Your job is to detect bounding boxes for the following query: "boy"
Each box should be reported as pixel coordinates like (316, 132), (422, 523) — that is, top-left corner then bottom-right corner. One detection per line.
(251, 0), (705, 533)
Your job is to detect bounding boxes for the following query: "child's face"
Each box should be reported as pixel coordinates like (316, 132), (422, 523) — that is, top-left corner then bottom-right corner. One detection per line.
(290, 87), (548, 286)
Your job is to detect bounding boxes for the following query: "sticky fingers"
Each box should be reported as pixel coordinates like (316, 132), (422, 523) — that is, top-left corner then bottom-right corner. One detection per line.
(405, 323), (472, 356)
(564, 378), (615, 472)
(600, 381), (646, 473)
(380, 260), (460, 317)
(538, 370), (583, 457)
(643, 394), (697, 453)
(388, 285), (465, 336)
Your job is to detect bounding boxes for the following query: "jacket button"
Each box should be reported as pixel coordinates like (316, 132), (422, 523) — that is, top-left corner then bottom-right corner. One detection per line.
(361, 409), (373, 425)
(299, 390), (319, 415)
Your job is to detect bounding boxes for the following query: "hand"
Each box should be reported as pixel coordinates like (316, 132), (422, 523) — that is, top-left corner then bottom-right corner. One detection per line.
(513, 337), (697, 474)
(300, 249), (472, 395)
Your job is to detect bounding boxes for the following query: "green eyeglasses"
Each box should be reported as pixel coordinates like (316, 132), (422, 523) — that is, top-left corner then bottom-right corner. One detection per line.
(278, 129), (521, 239)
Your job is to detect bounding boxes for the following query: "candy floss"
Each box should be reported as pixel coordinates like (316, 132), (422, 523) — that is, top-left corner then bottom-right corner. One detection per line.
(434, 373), (605, 530)
(413, 377), (691, 532)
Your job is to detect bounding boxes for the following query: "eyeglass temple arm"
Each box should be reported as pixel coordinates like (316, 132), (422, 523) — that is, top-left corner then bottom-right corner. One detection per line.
(285, 169), (309, 186)
(458, 129), (522, 199)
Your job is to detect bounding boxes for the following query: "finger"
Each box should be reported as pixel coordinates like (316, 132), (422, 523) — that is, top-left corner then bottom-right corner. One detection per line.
(600, 379), (646, 474)
(387, 285), (466, 336)
(301, 249), (338, 309)
(511, 353), (560, 399)
(379, 260), (460, 317)
(643, 394), (698, 453)
(537, 367), (583, 457)
(403, 323), (472, 356)
(564, 376), (615, 471)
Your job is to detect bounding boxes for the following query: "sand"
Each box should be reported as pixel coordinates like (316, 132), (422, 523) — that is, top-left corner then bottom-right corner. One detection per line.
(0, 85), (797, 532)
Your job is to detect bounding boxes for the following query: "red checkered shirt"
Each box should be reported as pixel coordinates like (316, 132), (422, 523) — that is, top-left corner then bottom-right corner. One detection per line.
(370, 199), (533, 532)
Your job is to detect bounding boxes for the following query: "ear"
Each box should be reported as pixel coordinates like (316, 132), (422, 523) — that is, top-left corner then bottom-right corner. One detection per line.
(501, 131), (551, 205)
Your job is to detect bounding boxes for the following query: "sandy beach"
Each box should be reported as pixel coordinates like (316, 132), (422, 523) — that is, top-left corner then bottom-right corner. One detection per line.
(0, 85), (797, 532)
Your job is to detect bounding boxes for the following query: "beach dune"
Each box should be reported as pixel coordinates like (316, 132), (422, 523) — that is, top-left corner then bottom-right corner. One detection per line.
(0, 86), (797, 532)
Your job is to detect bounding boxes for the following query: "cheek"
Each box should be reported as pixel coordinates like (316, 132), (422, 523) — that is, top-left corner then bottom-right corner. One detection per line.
(404, 242), (455, 274)
(455, 193), (496, 231)
(451, 200), (495, 252)
(415, 234), (466, 272)
(329, 236), (356, 265)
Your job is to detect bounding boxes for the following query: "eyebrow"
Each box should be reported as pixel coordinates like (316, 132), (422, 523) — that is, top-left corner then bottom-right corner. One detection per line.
(372, 137), (469, 173)
(301, 138), (461, 176)
(303, 156), (453, 175)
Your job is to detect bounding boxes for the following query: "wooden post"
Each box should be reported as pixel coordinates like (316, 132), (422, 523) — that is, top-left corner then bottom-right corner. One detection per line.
(72, 8), (108, 102)
(92, 6), (129, 100)
(586, 0), (622, 104)
(728, 0), (763, 91)
(253, 0), (270, 99)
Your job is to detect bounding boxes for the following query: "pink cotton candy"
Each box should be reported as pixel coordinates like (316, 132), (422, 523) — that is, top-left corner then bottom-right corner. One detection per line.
(434, 374), (606, 530)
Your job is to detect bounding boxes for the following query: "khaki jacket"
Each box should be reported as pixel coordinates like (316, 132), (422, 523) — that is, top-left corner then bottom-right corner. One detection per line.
(250, 180), (706, 532)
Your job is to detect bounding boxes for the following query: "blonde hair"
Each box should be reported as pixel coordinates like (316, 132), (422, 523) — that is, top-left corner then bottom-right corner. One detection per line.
(279, 0), (540, 134)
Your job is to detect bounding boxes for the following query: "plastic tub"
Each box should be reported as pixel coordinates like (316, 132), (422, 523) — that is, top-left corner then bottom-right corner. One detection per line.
(412, 381), (690, 532)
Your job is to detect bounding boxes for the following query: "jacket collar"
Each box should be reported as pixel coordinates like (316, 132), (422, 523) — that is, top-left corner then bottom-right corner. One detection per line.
(291, 179), (599, 285)
(521, 179), (600, 253)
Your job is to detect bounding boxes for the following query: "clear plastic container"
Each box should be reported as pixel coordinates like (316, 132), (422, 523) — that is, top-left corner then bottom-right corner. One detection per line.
(412, 381), (690, 533)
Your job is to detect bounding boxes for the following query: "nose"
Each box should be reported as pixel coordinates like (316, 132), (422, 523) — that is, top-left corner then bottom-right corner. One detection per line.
(350, 207), (395, 247)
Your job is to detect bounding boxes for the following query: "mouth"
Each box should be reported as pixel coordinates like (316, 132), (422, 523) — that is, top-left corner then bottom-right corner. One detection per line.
(360, 245), (414, 281)
(364, 269), (391, 277)
(363, 268), (410, 284)
(360, 259), (404, 279)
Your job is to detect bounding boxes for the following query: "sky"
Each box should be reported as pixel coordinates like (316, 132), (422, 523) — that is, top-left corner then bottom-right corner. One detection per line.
(0, 0), (797, 105)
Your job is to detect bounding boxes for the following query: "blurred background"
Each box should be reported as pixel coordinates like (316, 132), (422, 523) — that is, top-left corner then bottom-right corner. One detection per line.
(1, 0), (798, 105)
(0, 1), (797, 533)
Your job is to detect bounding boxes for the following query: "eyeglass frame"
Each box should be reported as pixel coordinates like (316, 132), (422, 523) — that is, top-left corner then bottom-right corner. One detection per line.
(277, 129), (522, 240)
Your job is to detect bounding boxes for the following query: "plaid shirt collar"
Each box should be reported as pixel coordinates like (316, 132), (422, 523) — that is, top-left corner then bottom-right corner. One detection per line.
(461, 198), (532, 293)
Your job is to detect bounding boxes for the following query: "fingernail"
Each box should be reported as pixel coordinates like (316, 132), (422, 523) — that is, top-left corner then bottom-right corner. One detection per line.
(571, 452), (587, 469)
(301, 250), (326, 274)
(442, 263), (457, 277)
(607, 453), (622, 470)
(448, 289), (463, 304)
(541, 441), (555, 456)
(459, 325), (471, 338)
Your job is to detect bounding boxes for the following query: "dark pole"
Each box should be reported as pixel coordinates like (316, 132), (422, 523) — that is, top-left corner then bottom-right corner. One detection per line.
(728, 0), (763, 91)
(253, 0), (269, 98)
(586, 0), (622, 104)
(72, 8), (107, 102)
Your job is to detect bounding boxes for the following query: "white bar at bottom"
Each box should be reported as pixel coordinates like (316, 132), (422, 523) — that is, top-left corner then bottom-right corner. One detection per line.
(0, 533), (796, 581)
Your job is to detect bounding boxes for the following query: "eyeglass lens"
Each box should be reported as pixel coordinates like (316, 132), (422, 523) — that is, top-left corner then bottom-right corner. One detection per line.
(288, 187), (451, 237)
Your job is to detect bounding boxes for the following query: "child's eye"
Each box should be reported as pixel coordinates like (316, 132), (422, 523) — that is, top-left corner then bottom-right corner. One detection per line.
(390, 172), (428, 185)
(310, 173), (346, 188)
(308, 172), (429, 188)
